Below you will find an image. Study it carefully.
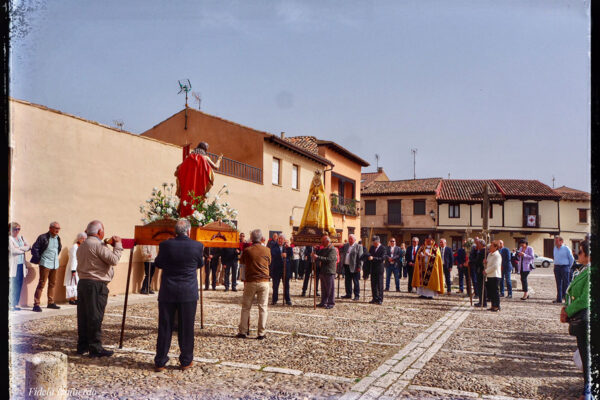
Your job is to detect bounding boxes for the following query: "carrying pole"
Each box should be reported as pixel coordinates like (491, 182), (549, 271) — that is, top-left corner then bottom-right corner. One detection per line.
(119, 244), (135, 349)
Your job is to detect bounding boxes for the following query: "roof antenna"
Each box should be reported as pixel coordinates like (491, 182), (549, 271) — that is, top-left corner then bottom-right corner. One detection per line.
(552, 175), (555, 188)
(375, 154), (379, 170)
(411, 148), (418, 180)
(192, 91), (202, 110)
(112, 119), (124, 131)
(178, 79), (192, 130)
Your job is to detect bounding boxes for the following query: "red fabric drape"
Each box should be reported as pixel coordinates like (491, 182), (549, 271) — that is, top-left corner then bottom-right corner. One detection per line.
(178, 153), (212, 217)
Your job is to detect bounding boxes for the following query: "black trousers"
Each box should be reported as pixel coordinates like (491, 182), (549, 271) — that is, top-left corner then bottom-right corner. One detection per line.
(205, 262), (218, 289)
(443, 265), (452, 293)
(407, 265), (415, 292)
(302, 263), (320, 294)
(77, 279), (109, 353)
(272, 271), (291, 303)
(343, 265), (360, 298)
(141, 261), (156, 292)
(486, 277), (500, 308)
(476, 271), (487, 306)
(521, 270), (530, 292)
(155, 300), (197, 368)
(224, 262), (238, 289)
(370, 264), (384, 302)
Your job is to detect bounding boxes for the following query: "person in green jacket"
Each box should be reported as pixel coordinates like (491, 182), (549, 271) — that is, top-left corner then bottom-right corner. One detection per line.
(560, 240), (590, 400)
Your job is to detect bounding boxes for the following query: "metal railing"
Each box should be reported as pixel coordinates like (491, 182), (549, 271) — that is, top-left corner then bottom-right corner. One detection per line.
(330, 194), (358, 216)
(383, 213), (403, 226)
(207, 152), (262, 184)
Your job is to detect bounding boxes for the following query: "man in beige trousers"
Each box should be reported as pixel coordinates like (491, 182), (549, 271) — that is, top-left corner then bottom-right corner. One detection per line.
(236, 229), (271, 340)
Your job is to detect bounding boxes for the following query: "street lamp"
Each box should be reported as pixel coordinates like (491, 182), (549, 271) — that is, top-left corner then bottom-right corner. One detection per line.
(429, 210), (436, 222)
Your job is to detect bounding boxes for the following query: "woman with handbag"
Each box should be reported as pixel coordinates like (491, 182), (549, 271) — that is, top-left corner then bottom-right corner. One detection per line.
(9, 222), (31, 311)
(64, 232), (87, 305)
(560, 240), (591, 400)
(517, 239), (534, 300)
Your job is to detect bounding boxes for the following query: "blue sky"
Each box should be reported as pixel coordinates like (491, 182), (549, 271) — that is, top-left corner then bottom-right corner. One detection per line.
(10, 0), (590, 191)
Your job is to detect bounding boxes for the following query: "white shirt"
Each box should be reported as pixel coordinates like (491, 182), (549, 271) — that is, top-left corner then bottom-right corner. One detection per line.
(344, 243), (355, 265)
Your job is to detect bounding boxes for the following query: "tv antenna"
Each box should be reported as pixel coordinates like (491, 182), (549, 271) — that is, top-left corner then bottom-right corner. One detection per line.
(192, 91), (202, 110)
(375, 154), (379, 169)
(411, 148), (418, 179)
(178, 79), (192, 130)
(112, 119), (124, 131)
(552, 175), (555, 188)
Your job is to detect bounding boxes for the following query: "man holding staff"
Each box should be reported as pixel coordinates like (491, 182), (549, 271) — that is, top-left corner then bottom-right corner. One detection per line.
(312, 234), (338, 309)
(269, 234), (292, 305)
(153, 219), (204, 371)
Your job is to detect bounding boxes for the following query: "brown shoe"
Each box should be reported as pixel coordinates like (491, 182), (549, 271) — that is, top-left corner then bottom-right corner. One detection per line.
(154, 365), (166, 372)
(181, 361), (194, 371)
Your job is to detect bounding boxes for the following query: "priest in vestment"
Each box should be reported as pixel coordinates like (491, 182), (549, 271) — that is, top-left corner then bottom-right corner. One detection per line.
(299, 171), (336, 236)
(175, 142), (222, 217)
(412, 236), (445, 299)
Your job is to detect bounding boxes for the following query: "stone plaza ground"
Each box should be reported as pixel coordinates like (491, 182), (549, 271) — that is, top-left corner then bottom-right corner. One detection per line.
(9, 267), (583, 399)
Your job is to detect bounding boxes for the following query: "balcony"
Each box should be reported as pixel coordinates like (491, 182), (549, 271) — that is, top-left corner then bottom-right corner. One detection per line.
(330, 194), (358, 216)
(384, 213), (403, 226)
(207, 152), (263, 184)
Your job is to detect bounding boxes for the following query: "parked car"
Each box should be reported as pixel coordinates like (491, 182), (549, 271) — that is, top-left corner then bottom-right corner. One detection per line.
(533, 254), (553, 268)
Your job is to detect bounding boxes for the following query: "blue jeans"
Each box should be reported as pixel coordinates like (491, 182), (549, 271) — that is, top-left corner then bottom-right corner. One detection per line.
(385, 264), (400, 291)
(10, 263), (24, 308)
(499, 266), (512, 296)
(553, 265), (570, 302)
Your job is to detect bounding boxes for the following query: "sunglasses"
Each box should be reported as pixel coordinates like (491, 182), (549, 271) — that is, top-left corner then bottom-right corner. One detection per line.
(12, 227), (20, 231)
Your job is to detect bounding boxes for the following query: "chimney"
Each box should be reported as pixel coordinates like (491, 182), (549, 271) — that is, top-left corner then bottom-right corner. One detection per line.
(377, 167), (383, 173)
(280, 131), (285, 139)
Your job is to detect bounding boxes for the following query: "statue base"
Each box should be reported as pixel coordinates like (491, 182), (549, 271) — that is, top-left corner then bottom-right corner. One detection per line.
(292, 226), (342, 246)
(134, 218), (238, 247)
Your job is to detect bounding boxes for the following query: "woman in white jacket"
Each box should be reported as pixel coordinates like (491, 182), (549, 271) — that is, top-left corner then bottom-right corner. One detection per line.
(484, 241), (503, 312)
(64, 232), (87, 305)
(9, 222), (30, 311)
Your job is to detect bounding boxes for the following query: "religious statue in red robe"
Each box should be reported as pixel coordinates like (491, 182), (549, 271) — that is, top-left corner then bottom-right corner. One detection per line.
(175, 142), (223, 217)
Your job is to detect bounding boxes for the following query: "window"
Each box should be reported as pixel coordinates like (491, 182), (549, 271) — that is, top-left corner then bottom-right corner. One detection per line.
(272, 158), (281, 185)
(579, 209), (588, 223)
(451, 236), (463, 251)
(291, 164), (299, 190)
(449, 204), (460, 218)
(387, 200), (402, 224)
(364, 200), (376, 215)
(413, 199), (426, 215)
(523, 202), (538, 227)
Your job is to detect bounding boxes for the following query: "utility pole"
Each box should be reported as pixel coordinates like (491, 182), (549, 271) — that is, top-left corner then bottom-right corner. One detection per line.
(411, 148), (417, 180)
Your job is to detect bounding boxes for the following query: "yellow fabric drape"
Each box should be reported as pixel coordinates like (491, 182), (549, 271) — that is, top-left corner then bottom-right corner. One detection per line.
(299, 173), (336, 236)
(411, 246), (445, 294)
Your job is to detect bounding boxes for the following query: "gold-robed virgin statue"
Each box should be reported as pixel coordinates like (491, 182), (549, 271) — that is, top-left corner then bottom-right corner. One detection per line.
(299, 171), (337, 236)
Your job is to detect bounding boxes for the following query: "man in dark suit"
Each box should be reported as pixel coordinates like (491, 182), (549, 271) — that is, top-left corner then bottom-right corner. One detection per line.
(439, 239), (454, 294)
(455, 243), (467, 293)
(405, 237), (420, 293)
(204, 247), (221, 290)
(363, 236), (387, 304)
(221, 247), (240, 292)
(301, 245), (317, 296)
(468, 239), (480, 299)
(473, 239), (487, 307)
(385, 238), (403, 292)
(154, 219), (204, 372)
(270, 234), (293, 305)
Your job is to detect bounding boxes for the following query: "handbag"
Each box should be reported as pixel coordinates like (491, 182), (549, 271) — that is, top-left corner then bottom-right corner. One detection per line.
(66, 275), (78, 298)
(568, 308), (588, 336)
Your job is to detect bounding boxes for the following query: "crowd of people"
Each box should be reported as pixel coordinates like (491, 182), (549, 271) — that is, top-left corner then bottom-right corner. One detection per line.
(8, 221), (590, 393)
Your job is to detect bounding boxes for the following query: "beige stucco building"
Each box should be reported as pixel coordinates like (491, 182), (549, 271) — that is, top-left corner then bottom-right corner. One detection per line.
(9, 99), (328, 306)
(553, 186), (591, 253)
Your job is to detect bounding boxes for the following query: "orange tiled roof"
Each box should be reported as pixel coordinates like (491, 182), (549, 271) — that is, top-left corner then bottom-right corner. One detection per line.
(437, 179), (561, 201)
(285, 136), (319, 154)
(554, 186), (591, 201)
(285, 136), (370, 167)
(361, 178), (442, 195)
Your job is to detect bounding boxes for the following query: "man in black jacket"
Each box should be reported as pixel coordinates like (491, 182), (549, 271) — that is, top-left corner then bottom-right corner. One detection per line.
(154, 219), (204, 372)
(31, 221), (63, 311)
(204, 247), (221, 290)
(221, 247), (240, 291)
(364, 236), (387, 304)
(301, 245), (318, 296)
(473, 239), (487, 307)
(270, 234), (293, 305)
(385, 238), (403, 292)
(405, 237), (420, 293)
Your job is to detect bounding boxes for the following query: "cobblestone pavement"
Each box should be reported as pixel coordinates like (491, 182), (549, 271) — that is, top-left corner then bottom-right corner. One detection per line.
(9, 268), (582, 399)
